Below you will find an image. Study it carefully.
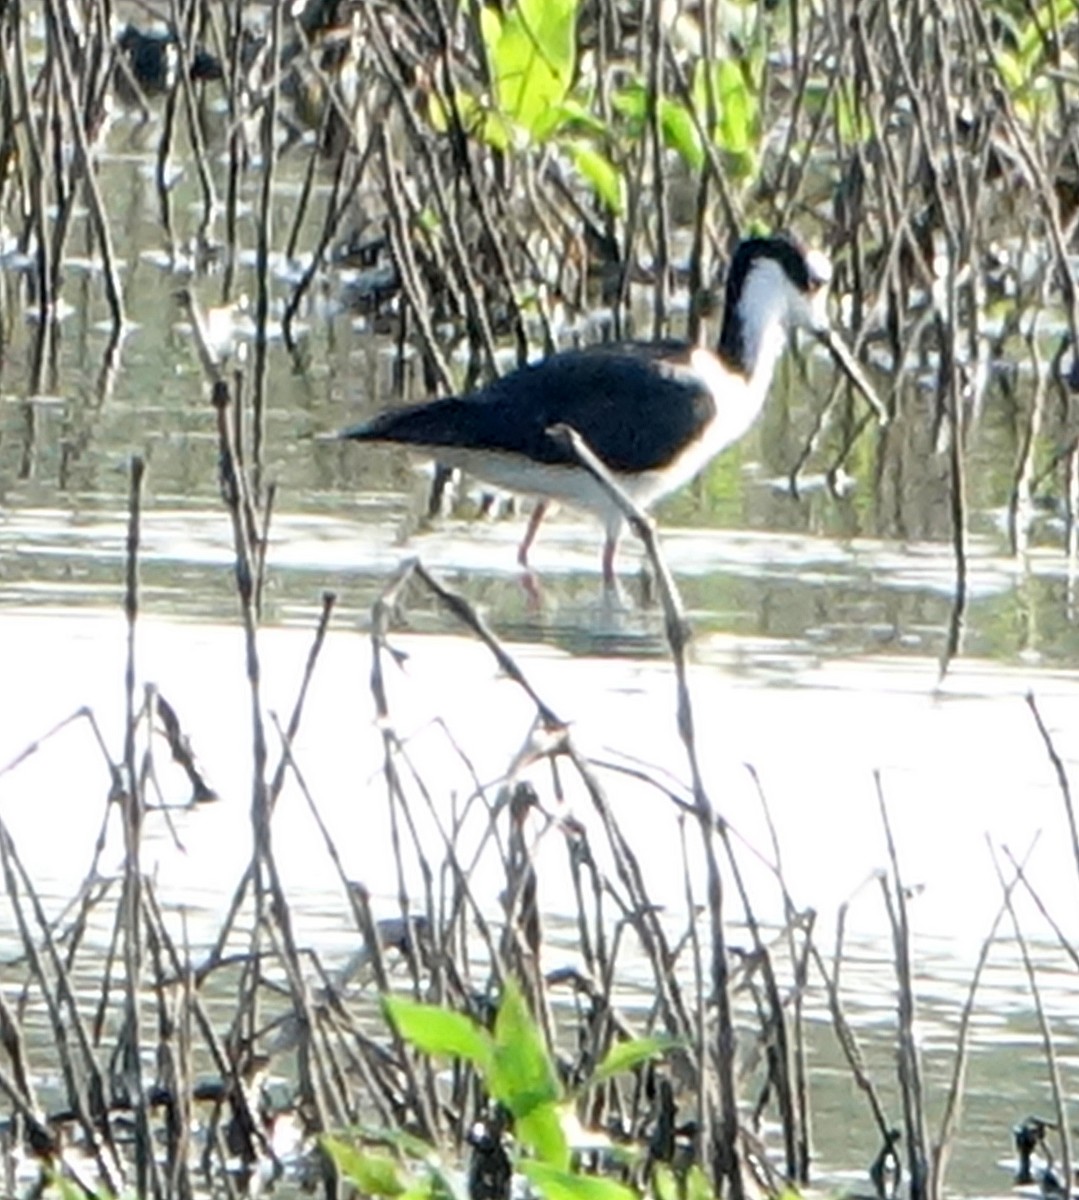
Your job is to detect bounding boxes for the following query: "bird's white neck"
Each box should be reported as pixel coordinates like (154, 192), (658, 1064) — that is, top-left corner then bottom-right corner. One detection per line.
(718, 257), (796, 396)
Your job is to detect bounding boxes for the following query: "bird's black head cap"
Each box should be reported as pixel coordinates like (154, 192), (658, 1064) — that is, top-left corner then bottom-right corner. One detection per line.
(718, 234), (831, 372)
(725, 234), (828, 301)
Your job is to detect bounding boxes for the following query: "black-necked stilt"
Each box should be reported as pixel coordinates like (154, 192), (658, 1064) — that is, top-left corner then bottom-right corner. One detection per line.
(340, 235), (885, 585)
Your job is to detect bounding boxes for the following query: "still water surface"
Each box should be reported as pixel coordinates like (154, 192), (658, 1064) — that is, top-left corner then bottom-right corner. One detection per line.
(2, 140), (1079, 1196)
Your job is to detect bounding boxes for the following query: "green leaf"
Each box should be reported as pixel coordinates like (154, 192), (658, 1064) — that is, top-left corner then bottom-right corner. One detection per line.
(717, 58), (759, 179)
(519, 0), (577, 84)
(569, 142), (625, 214)
(592, 1035), (681, 1082)
(691, 59), (711, 118)
(322, 1138), (406, 1196)
(1016, 0), (1071, 67)
(417, 208), (441, 235)
(517, 1101), (570, 1170)
(383, 996), (493, 1071)
(684, 1164), (715, 1200)
(335, 1127), (468, 1200)
(658, 98), (703, 170)
(480, 3), (503, 51)
(716, 58), (752, 155)
(611, 81), (647, 131)
(653, 1164), (680, 1200)
(553, 98), (610, 138)
(480, 109), (514, 151)
(454, 92), (488, 139)
(485, 0), (579, 142)
(427, 82), (509, 149)
(531, 102), (567, 143)
(611, 85), (702, 166)
(691, 56), (759, 178)
(49, 1176), (102, 1200)
(489, 980), (562, 1117)
(426, 89), (450, 134)
(349, 1123), (445, 1162)
(521, 1161), (639, 1200)
(994, 48), (1026, 102)
(993, 0), (1074, 115)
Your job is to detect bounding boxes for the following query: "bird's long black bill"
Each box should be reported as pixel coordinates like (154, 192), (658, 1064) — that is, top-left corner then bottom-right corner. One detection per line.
(818, 329), (890, 426)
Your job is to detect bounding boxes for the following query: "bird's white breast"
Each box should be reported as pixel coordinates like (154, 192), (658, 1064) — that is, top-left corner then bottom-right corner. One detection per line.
(626, 346), (769, 508)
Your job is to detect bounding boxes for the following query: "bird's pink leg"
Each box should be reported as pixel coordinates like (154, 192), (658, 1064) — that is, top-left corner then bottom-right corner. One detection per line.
(517, 500), (548, 571)
(601, 534), (618, 588)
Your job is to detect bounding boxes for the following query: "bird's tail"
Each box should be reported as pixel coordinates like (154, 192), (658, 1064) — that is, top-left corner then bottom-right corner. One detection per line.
(338, 396), (478, 448)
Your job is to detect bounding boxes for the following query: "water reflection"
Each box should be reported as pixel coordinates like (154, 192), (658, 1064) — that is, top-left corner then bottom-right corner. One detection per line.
(8, 485), (1079, 667)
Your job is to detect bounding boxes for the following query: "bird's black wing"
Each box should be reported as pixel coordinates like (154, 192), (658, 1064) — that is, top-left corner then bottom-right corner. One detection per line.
(342, 342), (717, 474)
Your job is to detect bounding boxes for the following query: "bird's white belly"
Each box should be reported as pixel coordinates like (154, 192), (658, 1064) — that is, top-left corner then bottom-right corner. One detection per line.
(411, 410), (738, 533)
(628, 408), (742, 508)
(428, 447), (633, 524)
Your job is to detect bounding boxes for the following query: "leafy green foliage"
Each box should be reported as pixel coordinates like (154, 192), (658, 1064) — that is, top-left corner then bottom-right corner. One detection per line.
(521, 1161), (640, 1200)
(49, 1176), (114, 1200)
(490, 980), (562, 1116)
(691, 56), (761, 179)
(994, 0), (1075, 117)
(426, 0), (769, 216)
(569, 142), (626, 215)
(609, 53), (763, 182)
(483, 0), (577, 144)
(332, 977), (682, 1200)
(658, 98), (704, 171)
(651, 1163), (717, 1200)
(323, 1126), (471, 1200)
(593, 1034), (682, 1083)
(518, 1101), (570, 1171)
(610, 84), (704, 172)
(383, 996), (494, 1070)
(323, 1141), (408, 1196)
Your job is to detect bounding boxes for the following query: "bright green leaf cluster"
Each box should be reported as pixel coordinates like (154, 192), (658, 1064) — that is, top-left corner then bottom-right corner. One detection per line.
(522, 1160), (639, 1200)
(608, 54), (763, 181)
(325, 1142), (408, 1196)
(386, 981), (569, 1166)
(654, 1162), (715, 1200)
(424, 0), (774, 214)
(325, 979), (684, 1200)
(484, 0), (577, 145)
(690, 56), (761, 180)
(383, 995), (494, 1070)
(994, 0), (1075, 119)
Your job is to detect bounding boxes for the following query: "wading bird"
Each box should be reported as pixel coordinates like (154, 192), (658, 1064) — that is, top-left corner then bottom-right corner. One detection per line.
(340, 235), (885, 585)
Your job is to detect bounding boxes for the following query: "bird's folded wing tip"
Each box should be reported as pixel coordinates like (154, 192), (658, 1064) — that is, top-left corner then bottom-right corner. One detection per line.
(317, 424), (370, 442)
